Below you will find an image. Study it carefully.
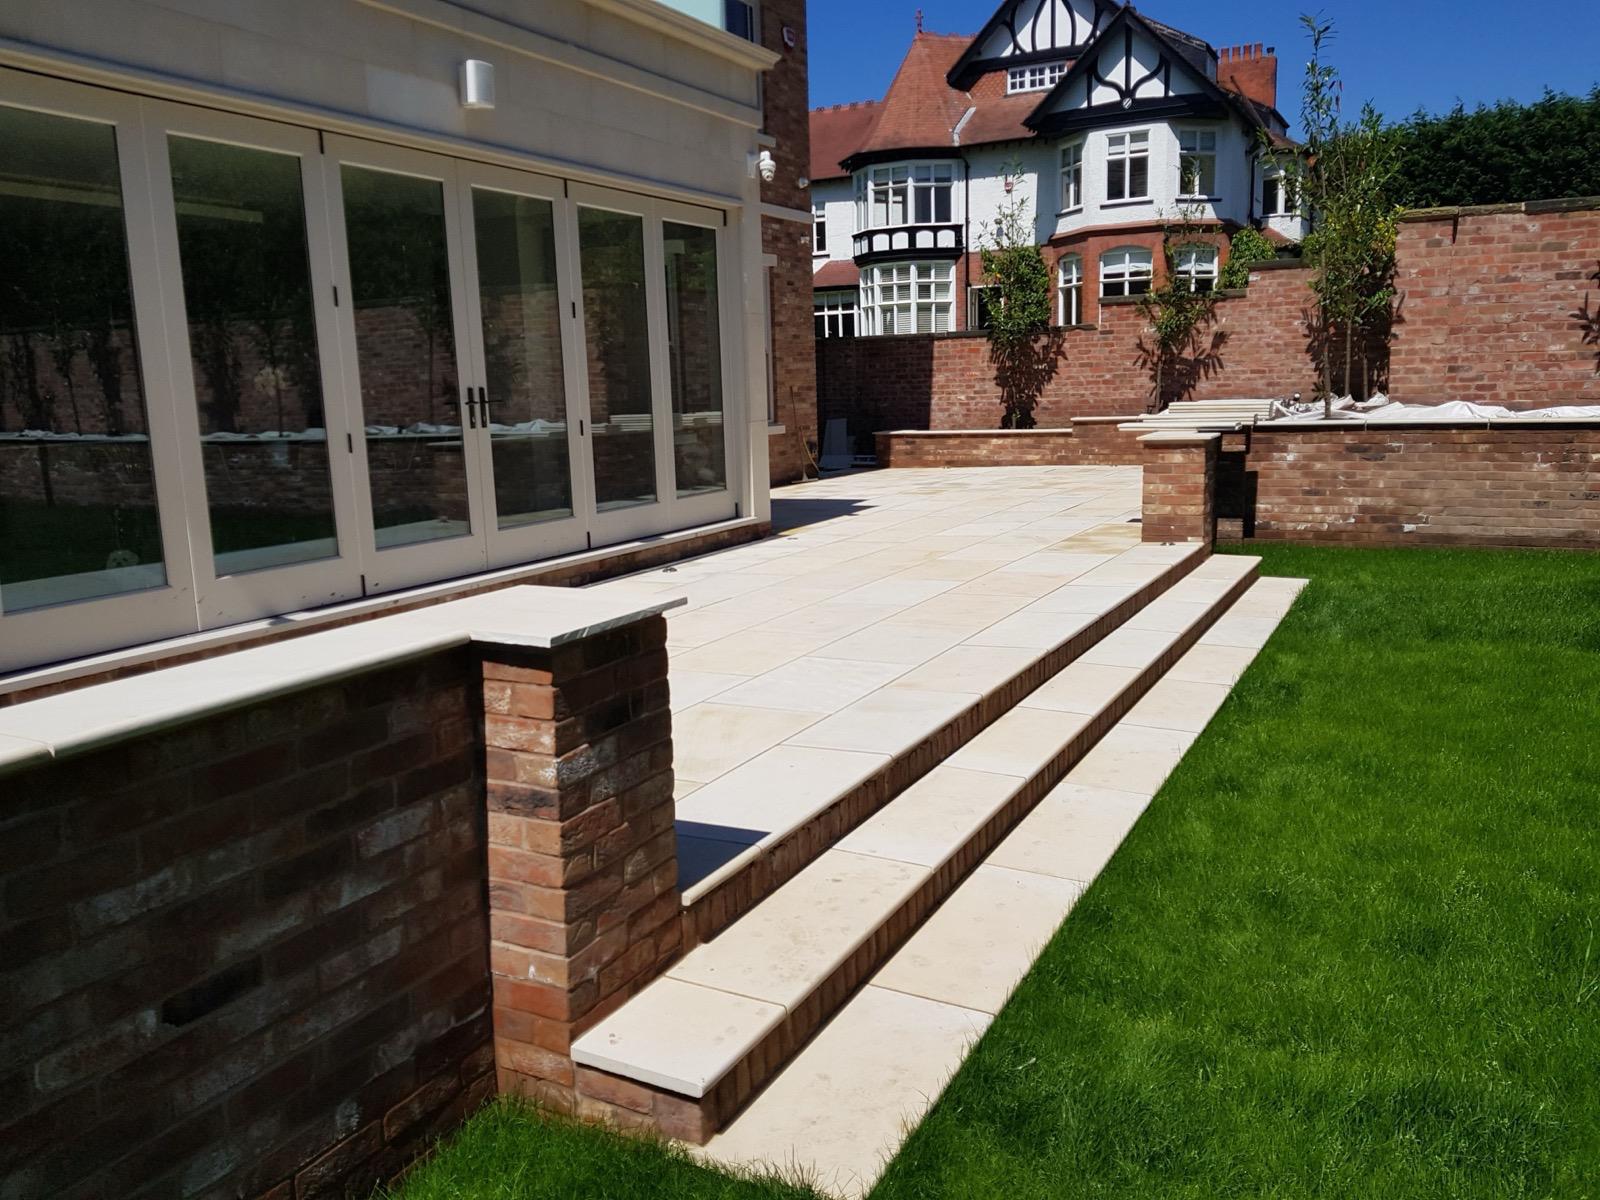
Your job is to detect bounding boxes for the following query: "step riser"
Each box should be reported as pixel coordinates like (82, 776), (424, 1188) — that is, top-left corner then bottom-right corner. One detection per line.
(578, 559), (1260, 1143)
(681, 547), (1205, 948)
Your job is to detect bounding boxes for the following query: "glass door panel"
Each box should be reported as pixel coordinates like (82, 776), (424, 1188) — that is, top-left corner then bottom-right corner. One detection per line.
(167, 135), (338, 575)
(470, 187), (574, 528)
(340, 163), (474, 551)
(0, 104), (168, 611)
(662, 221), (727, 497)
(575, 205), (658, 512)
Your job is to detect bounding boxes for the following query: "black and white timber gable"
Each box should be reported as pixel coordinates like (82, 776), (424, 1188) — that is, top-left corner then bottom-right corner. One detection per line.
(946, 0), (1120, 88)
(1024, 6), (1232, 135)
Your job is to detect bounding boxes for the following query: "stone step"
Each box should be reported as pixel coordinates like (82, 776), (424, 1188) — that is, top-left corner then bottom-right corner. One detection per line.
(569, 554), (1263, 1143)
(670, 541), (1211, 946)
(695, 575), (1308, 1197)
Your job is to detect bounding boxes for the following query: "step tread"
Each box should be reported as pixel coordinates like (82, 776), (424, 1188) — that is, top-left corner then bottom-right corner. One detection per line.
(697, 575), (1308, 1189)
(573, 559), (1264, 1098)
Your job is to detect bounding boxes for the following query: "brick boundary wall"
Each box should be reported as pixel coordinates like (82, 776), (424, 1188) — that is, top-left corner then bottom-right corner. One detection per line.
(817, 264), (1318, 438)
(0, 651), (493, 1200)
(873, 419), (1147, 469)
(1388, 200), (1600, 408)
(1229, 422), (1600, 548)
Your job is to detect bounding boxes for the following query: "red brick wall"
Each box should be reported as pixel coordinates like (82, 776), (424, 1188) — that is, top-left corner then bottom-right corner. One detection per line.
(873, 421), (1146, 468)
(760, 0), (817, 485)
(818, 264), (1318, 439)
(1237, 424), (1600, 548)
(1388, 202), (1600, 409)
(1, 651), (492, 1199)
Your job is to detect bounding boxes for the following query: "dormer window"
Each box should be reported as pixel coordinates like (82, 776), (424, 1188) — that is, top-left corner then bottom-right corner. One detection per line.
(1007, 61), (1067, 94)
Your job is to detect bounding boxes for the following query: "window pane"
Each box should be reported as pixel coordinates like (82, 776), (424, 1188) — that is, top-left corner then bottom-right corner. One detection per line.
(914, 188), (932, 223)
(578, 206), (656, 510)
(171, 136), (337, 575)
(0, 105), (166, 611)
(663, 222), (725, 497)
(342, 165), (469, 549)
(934, 188), (951, 222)
(1129, 156), (1148, 198)
(471, 188), (573, 529)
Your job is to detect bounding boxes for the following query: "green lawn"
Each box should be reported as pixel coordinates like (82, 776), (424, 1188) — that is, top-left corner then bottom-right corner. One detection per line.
(393, 544), (1600, 1200)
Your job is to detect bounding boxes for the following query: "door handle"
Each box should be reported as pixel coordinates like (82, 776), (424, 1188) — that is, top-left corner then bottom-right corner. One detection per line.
(462, 386), (477, 430)
(477, 386), (491, 428)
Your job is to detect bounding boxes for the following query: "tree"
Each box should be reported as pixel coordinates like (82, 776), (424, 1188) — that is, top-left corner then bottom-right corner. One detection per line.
(1135, 209), (1225, 411)
(1292, 15), (1402, 408)
(979, 161), (1057, 428)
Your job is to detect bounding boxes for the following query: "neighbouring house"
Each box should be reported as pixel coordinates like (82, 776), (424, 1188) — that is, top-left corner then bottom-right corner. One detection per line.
(0, 0), (815, 679)
(809, 0), (1309, 340)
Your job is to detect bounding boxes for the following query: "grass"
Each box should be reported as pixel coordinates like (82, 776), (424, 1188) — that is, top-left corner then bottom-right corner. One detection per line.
(391, 543), (1600, 1200)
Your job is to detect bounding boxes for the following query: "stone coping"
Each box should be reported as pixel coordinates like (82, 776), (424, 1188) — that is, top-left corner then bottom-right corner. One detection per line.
(1137, 431), (1224, 445)
(879, 427), (1075, 437)
(1259, 417), (1600, 430)
(1397, 196), (1600, 221)
(0, 584), (686, 778)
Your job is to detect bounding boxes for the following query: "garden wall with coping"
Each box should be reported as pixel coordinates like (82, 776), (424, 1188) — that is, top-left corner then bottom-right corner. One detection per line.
(874, 418), (1146, 469)
(1228, 421), (1600, 548)
(0, 591), (690, 1197)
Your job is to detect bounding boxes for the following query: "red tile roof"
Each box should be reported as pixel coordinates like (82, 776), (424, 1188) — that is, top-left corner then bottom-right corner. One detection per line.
(809, 101), (880, 181)
(812, 260), (860, 288)
(850, 32), (974, 160)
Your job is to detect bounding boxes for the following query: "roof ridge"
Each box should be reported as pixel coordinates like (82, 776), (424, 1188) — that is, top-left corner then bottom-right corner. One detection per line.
(811, 99), (881, 113)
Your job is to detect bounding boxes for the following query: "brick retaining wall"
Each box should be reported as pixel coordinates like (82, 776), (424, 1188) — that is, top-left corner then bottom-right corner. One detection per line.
(1236, 423), (1600, 548)
(873, 419), (1146, 469)
(0, 651), (492, 1199)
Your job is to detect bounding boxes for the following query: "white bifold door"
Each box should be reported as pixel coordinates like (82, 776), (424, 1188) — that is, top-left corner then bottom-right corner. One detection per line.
(0, 68), (741, 672)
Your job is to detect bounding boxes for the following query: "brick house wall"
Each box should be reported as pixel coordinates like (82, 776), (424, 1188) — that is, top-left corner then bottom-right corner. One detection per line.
(0, 651), (492, 1199)
(1388, 202), (1600, 408)
(819, 263), (1317, 441)
(759, 0), (818, 485)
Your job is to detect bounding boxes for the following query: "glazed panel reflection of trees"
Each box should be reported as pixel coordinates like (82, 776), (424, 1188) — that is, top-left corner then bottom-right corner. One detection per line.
(341, 166), (470, 548)
(0, 104), (167, 610)
(662, 222), (726, 496)
(168, 135), (338, 574)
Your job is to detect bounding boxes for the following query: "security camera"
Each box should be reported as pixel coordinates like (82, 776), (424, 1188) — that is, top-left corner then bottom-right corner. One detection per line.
(757, 150), (776, 183)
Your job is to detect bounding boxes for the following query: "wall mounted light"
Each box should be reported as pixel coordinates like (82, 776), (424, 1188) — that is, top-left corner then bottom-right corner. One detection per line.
(460, 60), (495, 110)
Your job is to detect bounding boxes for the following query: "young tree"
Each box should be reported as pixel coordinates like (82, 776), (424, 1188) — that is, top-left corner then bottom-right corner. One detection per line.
(1293, 15), (1402, 409)
(979, 161), (1056, 428)
(1135, 208), (1224, 411)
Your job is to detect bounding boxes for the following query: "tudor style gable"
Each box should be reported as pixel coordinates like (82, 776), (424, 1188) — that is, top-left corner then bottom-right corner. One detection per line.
(1024, 7), (1228, 135)
(946, 0), (1118, 89)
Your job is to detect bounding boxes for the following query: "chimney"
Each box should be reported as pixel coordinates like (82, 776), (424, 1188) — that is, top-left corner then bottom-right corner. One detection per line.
(1218, 42), (1277, 112)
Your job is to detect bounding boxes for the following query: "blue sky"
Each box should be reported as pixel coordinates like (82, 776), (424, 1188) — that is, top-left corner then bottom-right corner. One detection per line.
(807, 0), (1600, 132)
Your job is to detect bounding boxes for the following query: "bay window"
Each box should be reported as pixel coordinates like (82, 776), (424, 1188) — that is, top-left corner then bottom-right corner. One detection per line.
(1059, 141), (1083, 211)
(1178, 129), (1218, 196)
(1099, 246), (1153, 298)
(862, 261), (954, 335)
(1058, 255), (1083, 325)
(1105, 130), (1149, 202)
(858, 163), (955, 229)
(1263, 172), (1298, 216)
(1173, 244), (1218, 293)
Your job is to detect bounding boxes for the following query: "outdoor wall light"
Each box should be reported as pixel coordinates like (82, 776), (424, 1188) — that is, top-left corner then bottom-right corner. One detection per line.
(460, 59), (495, 110)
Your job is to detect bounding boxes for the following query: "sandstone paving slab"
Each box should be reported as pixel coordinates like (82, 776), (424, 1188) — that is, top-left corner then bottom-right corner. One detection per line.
(986, 782), (1152, 884)
(835, 766), (1022, 868)
(672, 702), (826, 784)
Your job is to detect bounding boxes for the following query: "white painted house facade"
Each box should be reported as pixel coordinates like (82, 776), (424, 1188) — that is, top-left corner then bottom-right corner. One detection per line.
(809, 0), (1308, 339)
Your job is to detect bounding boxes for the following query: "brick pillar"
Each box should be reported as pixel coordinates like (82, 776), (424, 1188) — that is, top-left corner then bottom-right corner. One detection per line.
(1141, 431), (1220, 545)
(479, 615), (680, 1111)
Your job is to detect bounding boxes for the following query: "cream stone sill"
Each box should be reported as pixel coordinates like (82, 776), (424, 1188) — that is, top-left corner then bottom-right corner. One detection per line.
(767, 423), (788, 435)
(580, 0), (780, 71)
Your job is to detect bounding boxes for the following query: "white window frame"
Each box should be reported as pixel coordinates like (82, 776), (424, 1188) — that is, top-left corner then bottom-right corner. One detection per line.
(1177, 128), (1218, 198)
(1059, 141), (1083, 212)
(1057, 254), (1083, 325)
(861, 261), (954, 335)
(1007, 61), (1067, 94)
(1104, 130), (1151, 203)
(1173, 244), (1218, 293)
(812, 203), (827, 255)
(967, 284), (1000, 331)
(1263, 171), (1298, 216)
(813, 288), (857, 338)
(857, 162), (956, 230)
(1099, 246), (1153, 298)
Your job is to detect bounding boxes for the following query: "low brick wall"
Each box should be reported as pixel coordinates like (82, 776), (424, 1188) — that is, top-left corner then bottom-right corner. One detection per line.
(874, 418), (1146, 469)
(1235, 422), (1600, 548)
(1, 651), (492, 1199)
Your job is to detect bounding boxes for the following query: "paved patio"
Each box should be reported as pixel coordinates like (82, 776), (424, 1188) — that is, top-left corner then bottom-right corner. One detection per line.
(610, 465), (1145, 887)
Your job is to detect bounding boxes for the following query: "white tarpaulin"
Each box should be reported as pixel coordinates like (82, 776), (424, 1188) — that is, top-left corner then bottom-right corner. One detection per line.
(1267, 394), (1600, 422)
